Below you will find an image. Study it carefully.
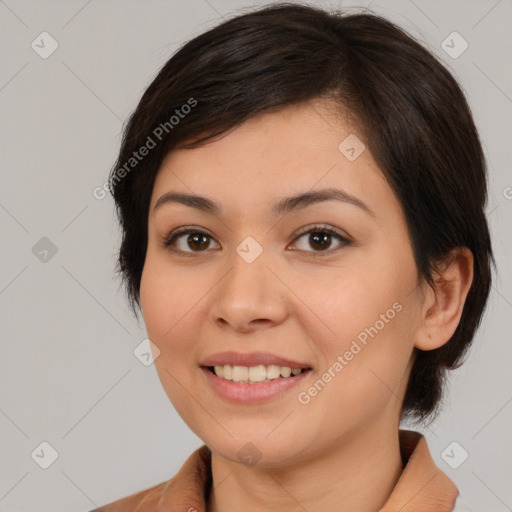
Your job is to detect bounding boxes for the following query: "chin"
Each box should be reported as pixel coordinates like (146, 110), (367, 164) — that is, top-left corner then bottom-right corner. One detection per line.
(205, 433), (310, 469)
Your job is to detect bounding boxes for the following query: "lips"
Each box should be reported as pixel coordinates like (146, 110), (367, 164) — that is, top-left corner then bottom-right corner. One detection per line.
(200, 365), (312, 403)
(199, 351), (312, 369)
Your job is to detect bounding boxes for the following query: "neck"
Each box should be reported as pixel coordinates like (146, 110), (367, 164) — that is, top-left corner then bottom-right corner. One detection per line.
(207, 423), (404, 512)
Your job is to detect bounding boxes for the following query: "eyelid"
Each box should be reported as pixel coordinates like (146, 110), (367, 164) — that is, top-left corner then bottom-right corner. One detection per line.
(291, 223), (350, 242)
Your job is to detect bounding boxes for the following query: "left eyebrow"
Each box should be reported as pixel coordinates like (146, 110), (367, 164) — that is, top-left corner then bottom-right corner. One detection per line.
(153, 187), (376, 218)
(271, 188), (375, 218)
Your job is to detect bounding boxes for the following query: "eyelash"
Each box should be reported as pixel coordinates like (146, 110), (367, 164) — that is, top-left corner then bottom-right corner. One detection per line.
(162, 224), (351, 257)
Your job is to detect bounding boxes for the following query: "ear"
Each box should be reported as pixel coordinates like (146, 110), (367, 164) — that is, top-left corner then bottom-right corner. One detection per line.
(415, 247), (474, 351)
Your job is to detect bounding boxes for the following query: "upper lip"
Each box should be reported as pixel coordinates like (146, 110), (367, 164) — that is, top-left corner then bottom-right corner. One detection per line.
(200, 352), (312, 369)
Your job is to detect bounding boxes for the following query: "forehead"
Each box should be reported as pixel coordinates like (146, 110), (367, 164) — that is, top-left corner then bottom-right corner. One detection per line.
(150, 101), (397, 222)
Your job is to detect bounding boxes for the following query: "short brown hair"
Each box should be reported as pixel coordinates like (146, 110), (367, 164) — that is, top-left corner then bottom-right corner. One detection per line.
(108, 3), (494, 423)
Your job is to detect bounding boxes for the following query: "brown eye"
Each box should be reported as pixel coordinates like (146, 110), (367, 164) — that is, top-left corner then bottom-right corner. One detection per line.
(164, 229), (220, 254)
(306, 232), (334, 251)
(291, 225), (351, 254)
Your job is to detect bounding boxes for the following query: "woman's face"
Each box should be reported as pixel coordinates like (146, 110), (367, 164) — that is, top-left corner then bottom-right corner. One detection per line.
(140, 100), (426, 466)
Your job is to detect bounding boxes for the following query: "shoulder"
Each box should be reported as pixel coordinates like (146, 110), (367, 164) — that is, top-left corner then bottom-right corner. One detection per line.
(87, 445), (211, 512)
(87, 480), (169, 512)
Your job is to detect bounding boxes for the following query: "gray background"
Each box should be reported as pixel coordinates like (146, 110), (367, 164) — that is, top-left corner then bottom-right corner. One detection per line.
(0, 0), (510, 510)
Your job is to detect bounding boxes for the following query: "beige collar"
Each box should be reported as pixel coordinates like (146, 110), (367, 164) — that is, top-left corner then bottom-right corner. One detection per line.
(91, 429), (459, 512)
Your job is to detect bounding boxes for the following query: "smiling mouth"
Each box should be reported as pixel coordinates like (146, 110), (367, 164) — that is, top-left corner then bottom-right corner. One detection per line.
(205, 364), (312, 384)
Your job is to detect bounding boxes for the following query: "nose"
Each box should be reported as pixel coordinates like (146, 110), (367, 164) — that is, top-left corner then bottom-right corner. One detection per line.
(209, 244), (289, 333)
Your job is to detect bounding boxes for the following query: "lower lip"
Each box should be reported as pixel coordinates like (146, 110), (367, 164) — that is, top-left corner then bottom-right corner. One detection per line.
(200, 367), (312, 403)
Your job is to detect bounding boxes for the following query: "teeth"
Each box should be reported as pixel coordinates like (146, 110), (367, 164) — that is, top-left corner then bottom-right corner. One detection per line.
(267, 365), (281, 379)
(223, 365), (233, 380)
(232, 365), (249, 382)
(212, 364), (306, 383)
(248, 365), (267, 382)
(280, 366), (291, 378)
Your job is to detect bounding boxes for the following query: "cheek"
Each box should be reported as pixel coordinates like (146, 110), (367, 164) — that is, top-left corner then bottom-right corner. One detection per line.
(294, 299), (415, 433)
(140, 257), (206, 425)
(140, 253), (195, 341)
(301, 259), (407, 349)
(139, 254), (202, 401)
(295, 254), (417, 417)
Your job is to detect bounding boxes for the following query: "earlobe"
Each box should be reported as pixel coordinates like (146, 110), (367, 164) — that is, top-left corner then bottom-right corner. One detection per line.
(415, 247), (474, 351)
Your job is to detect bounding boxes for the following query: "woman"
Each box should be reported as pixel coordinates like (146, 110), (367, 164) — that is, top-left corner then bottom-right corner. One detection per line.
(91, 3), (493, 511)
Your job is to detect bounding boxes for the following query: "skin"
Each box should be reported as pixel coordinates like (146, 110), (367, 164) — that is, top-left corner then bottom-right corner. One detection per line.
(139, 99), (474, 512)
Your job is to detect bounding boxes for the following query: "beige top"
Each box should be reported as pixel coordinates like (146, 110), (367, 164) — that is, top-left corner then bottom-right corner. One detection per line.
(90, 429), (460, 511)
